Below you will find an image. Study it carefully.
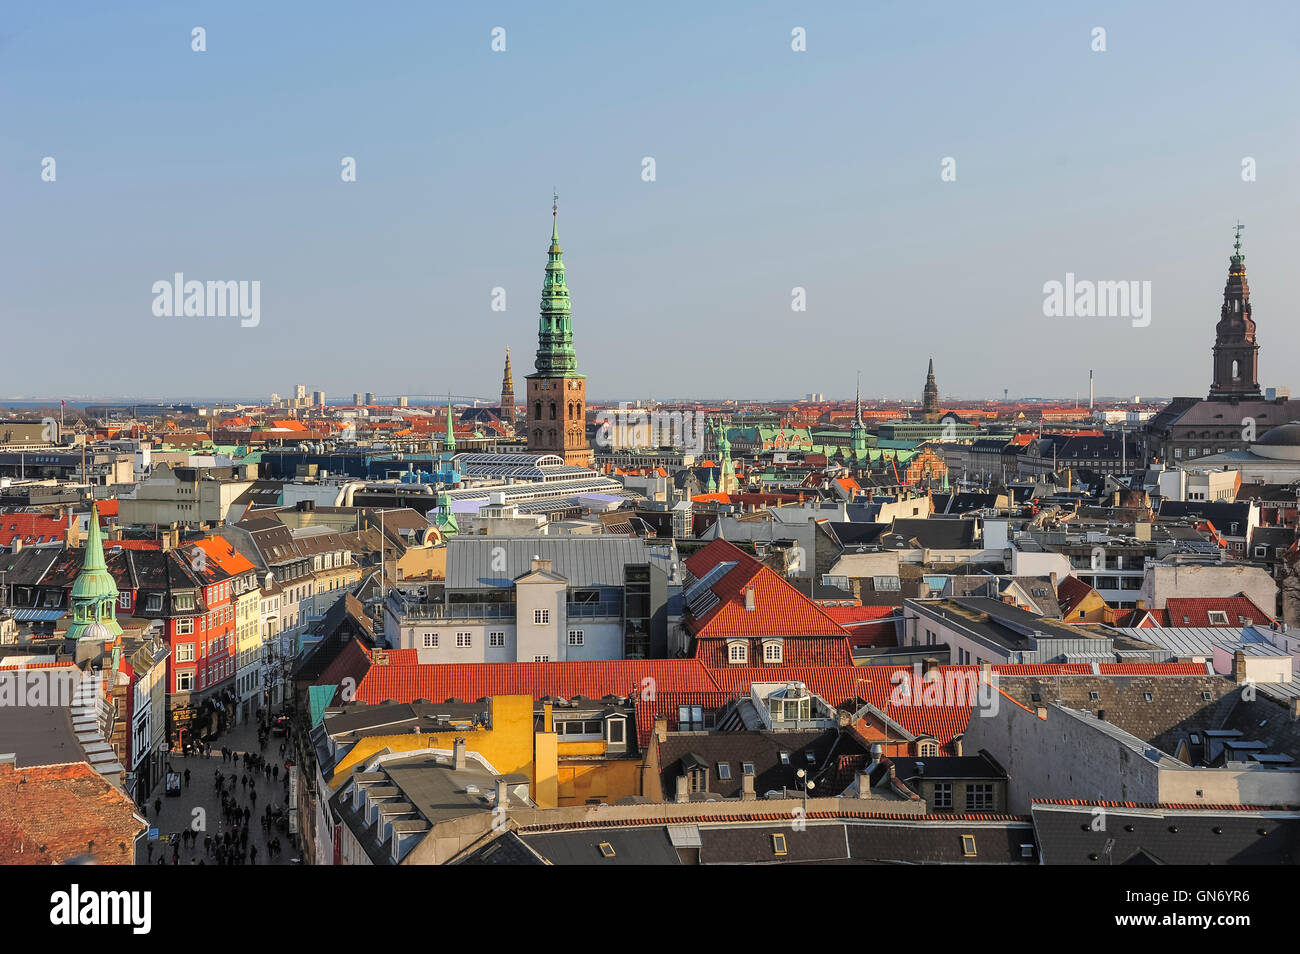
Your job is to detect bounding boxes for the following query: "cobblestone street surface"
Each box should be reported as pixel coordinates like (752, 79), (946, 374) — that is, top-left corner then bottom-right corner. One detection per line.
(136, 714), (299, 866)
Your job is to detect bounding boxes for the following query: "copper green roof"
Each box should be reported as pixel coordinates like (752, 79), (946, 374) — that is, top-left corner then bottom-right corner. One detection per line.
(67, 503), (123, 641)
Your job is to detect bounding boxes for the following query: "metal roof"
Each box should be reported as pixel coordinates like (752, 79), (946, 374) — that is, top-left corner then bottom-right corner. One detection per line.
(1115, 625), (1290, 658)
(446, 535), (669, 590)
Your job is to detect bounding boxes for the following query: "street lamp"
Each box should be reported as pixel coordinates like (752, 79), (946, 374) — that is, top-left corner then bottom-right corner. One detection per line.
(795, 768), (814, 813)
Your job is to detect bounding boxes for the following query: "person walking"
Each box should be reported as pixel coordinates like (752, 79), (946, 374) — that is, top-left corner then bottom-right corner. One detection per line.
(249, 844), (258, 865)
(183, 768), (191, 788)
(153, 797), (162, 817)
(250, 787), (257, 809)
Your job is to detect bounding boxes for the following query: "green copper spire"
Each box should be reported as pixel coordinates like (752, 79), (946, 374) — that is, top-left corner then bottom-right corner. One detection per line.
(443, 393), (456, 453)
(534, 195), (579, 376)
(850, 372), (869, 457)
(67, 503), (123, 642)
(1231, 220), (1245, 265)
(434, 487), (459, 538)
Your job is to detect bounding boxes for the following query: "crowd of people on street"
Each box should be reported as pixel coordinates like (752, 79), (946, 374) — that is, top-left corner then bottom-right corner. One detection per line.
(142, 708), (296, 866)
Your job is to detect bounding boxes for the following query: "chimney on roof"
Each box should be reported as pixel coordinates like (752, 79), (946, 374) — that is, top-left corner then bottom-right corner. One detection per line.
(452, 737), (466, 771)
(531, 556), (552, 574)
(1233, 650), (1248, 684)
(922, 657), (939, 678)
(744, 586), (756, 611)
(653, 714), (668, 743)
(1135, 599), (1147, 611)
(858, 770), (873, 799)
(1035, 706), (1048, 719)
(495, 776), (509, 810)
(675, 774), (690, 804)
(543, 701), (554, 734)
(741, 773), (756, 802)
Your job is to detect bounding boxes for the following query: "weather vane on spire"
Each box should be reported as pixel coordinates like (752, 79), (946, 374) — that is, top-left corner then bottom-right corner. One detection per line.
(553, 189), (558, 217)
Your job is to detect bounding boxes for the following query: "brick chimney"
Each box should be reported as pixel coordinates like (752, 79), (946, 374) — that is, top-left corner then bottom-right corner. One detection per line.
(741, 773), (756, 801)
(744, 586), (756, 611)
(1233, 650), (1248, 684)
(452, 737), (466, 771)
(675, 774), (689, 804)
(494, 776), (509, 809)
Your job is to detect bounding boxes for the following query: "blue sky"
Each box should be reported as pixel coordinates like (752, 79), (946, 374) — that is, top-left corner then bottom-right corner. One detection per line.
(4, 1), (1299, 403)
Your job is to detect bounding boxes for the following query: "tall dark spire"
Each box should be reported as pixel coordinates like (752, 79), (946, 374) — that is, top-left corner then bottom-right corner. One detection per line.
(922, 356), (941, 423)
(1208, 223), (1262, 401)
(500, 347), (515, 424)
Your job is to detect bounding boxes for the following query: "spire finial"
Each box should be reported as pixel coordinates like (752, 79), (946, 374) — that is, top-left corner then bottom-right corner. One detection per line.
(1232, 220), (1245, 261)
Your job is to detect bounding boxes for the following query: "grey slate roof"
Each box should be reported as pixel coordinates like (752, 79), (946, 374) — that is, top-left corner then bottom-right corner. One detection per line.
(522, 827), (681, 865)
(1032, 802), (1300, 864)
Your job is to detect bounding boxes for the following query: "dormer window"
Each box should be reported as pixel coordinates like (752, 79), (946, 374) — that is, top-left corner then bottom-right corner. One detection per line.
(762, 640), (783, 663)
(1207, 611), (1229, 625)
(727, 640), (747, 664)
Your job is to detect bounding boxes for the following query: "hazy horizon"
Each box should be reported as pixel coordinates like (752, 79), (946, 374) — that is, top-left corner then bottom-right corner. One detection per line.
(6, 1), (1299, 401)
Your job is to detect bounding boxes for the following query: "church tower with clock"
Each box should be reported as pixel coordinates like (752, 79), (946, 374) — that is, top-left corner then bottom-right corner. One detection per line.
(526, 198), (593, 467)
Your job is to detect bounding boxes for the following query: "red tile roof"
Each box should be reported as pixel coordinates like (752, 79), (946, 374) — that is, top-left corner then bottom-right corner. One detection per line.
(633, 691), (735, 746)
(0, 511), (70, 548)
(706, 665), (973, 749)
(1159, 596), (1275, 627)
(350, 658), (721, 706)
(684, 539), (850, 638)
(693, 636), (854, 668)
(1056, 575), (1096, 615)
(0, 761), (145, 865)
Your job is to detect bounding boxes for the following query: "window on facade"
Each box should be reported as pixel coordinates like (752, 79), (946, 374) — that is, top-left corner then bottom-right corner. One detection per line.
(175, 593), (195, 612)
(118, 592), (131, 609)
(489, 631), (505, 647)
(456, 632), (472, 648)
(176, 671), (194, 691)
(961, 834), (977, 857)
(176, 618), (193, 635)
(771, 833), (788, 856)
(965, 784), (994, 811)
(422, 634), (438, 648)
(607, 719), (625, 744)
(1207, 611), (1229, 625)
(742, 762), (755, 776)
(176, 643), (195, 662)
(917, 740), (938, 757)
(933, 782), (953, 810)
(717, 762), (732, 780)
(534, 609), (550, 625)
(762, 642), (782, 663)
(567, 629), (584, 646)
(727, 642), (747, 664)
(534, 655), (549, 662)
